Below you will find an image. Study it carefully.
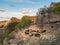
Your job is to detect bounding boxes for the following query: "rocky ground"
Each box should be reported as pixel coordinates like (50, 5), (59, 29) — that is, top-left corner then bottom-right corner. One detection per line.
(3, 24), (60, 45)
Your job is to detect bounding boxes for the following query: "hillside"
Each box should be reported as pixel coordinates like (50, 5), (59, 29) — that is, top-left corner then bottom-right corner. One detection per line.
(0, 17), (20, 44)
(23, 16), (36, 23)
(0, 21), (8, 28)
(0, 14), (60, 45)
(0, 13), (60, 45)
(3, 24), (60, 45)
(0, 2), (60, 45)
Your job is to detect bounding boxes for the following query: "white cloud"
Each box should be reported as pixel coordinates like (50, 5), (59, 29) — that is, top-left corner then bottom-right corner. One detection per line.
(20, 8), (37, 15)
(0, 8), (37, 21)
(6, 0), (24, 2)
(25, 0), (35, 4)
(5, 0), (36, 4)
(0, 8), (7, 12)
(0, 12), (22, 18)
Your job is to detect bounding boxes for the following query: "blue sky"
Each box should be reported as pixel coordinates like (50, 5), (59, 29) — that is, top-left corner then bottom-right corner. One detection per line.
(0, 0), (60, 20)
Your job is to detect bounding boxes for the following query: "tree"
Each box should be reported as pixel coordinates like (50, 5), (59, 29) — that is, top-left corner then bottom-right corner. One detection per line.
(51, 2), (60, 14)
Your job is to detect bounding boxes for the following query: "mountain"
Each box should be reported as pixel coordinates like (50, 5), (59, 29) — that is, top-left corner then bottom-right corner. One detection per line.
(3, 14), (60, 45)
(0, 21), (8, 28)
(0, 17), (20, 44)
(22, 16), (37, 24)
(0, 14), (60, 45)
(9, 17), (20, 23)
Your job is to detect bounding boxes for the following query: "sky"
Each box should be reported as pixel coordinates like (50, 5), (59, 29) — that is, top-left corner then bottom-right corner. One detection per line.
(0, 0), (60, 21)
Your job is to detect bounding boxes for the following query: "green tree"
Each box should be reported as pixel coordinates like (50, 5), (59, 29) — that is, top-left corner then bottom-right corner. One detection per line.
(51, 2), (60, 14)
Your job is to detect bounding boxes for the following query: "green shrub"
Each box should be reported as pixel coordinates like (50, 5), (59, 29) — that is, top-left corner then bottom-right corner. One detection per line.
(51, 2), (60, 14)
(7, 22), (18, 32)
(15, 16), (32, 29)
(0, 30), (10, 42)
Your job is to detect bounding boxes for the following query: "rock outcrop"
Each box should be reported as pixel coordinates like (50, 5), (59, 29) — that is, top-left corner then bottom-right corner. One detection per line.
(3, 24), (60, 45)
(0, 21), (8, 28)
(0, 15), (60, 45)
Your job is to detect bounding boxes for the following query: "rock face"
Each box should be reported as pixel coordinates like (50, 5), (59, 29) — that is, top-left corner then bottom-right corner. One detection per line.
(10, 17), (20, 23)
(1, 15), (60, 45)
(3, 24), (60, 45)
(0, 21), (9, 38)
(0, 17), (20, 45)
(3, 25), (40, 45)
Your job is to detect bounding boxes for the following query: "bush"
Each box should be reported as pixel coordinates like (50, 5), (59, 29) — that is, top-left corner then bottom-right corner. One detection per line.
(0, 30), (10, 42)
(51, 2), (60, 14)
(15, 16), (32, 29)
(7, 22), (18, 32)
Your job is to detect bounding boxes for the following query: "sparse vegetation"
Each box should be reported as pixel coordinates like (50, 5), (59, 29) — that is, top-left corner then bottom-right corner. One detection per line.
(50, 2), (60, 14)
(0, 30), (9, 43)
(6, 17), (19, 33)
(15, 16), (32, 29)
(7, 22), (18, 32)
(0, 2), (60, 45)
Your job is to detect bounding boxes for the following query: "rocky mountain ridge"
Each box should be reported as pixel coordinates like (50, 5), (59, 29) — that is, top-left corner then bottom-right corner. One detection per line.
(0, 14), (60, 45)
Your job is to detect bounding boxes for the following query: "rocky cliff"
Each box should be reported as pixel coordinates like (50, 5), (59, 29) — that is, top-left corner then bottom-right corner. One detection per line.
(0, 15), (60, 45)
(3, 24), (60, 45)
